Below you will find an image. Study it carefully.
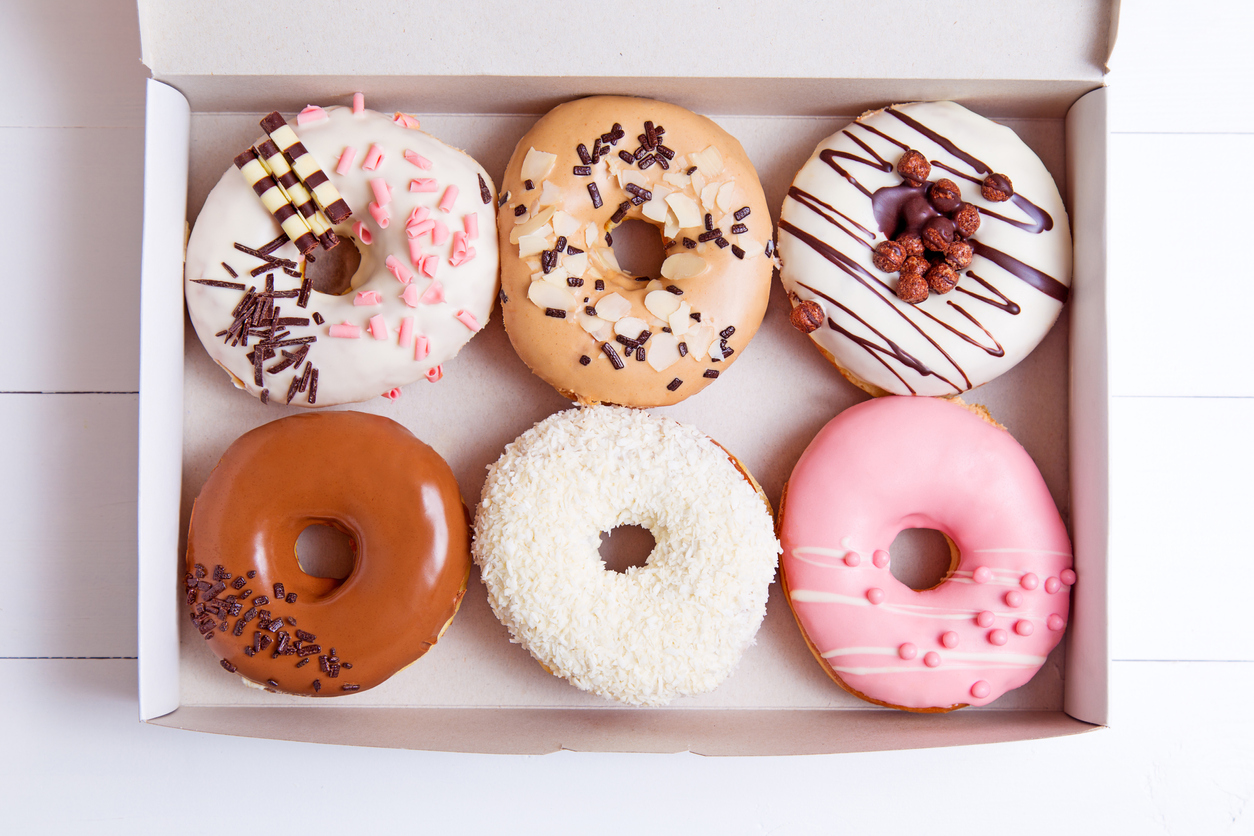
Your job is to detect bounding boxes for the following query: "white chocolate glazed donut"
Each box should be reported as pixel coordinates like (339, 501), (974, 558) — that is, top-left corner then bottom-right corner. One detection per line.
(473, 406), (780, 706)
(778, 101), (1071, 397)
(185, 105), (499, 407)
(497, 96), (773, 407)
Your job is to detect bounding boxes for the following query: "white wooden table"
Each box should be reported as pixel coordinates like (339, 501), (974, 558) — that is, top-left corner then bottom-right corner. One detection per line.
(3, 1), (1251, 831)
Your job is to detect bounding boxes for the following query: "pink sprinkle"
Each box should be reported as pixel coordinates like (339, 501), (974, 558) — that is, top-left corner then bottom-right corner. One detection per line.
(382, 387), (401, 401)
(336, 146), (357, 176)
(414, 335), (430, 361)
(843, 552), (860, 568)
(420, 280), (444, 305)
(973, 566), (992, 584)
(370, 177), (392, 207)
(866, 587), (884, 605)
(988, 629), (1008, 646)
(1045, 577), (1062, 594)
(872, 549), (890, 569)
(362, 143), (384, 171)
(353, 291), (382, 306)
(425, 364), (443, 382)
(438, 184), (459, 213)
(329, 323), (361, 339)
(368, 201), (390, 228)
(941, 631), (959, 649)
(421, 254), (439, 278)
(464, 213), (479, 239)
(401, 285), (420, 307)
(923, 652), (941, 668)
(408, 237), (425, 267)
(971, 680), (991, 699)
(406, 219), (435, 240)
(1014, 619), (1034, 636)
(1005, 590), (1023, 608)
(409, 178), (438, 193)
(404, 149), (433, 169)
(384, 254), (412, 284)
(898, 643), (917, 661)
(1047, 614), (1065, 631)
(1060, 569), (1077, 586)
(369, 315), (388, 340)
(296, 105), (328, 126)
(393, 111), (421, 130)
(399, 316), (414, 347)
(455, 310), (481, 332)
(353, 220), (373, 245)
(976, 610), (994, 628)
(352, 92), (365, 115)
(432, 219), (448, 246)
(1020, 573), (1040, 590)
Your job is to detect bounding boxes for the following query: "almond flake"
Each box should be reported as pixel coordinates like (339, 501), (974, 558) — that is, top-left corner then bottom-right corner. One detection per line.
(685, 323), (716, 360)
(716, 181), (737, 213)
(642, 197), (669, 223)
(645, 332), (682, 372)
(552, 211), (581, 238)
(690, 145), (724, 177)
(539, 179), (562, 207)
(521, 147), (557, 183)
(527, 279), (575, 311)
(668, 301), (692, 335)
(613, 316), (647, 338)
(665, 193), (702, 229)
(563, 251), (589, 277)
(577, 309), (613, 341)
(510, 207), (556, 244)
(661, 253), (708, 281)
(595, 292), (632, 322)
(517, 230), (552, 258)
(645, 290), (682, 319)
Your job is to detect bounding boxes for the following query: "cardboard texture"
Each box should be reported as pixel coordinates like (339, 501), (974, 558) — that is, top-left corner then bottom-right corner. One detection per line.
(137, 0), (1112, 753)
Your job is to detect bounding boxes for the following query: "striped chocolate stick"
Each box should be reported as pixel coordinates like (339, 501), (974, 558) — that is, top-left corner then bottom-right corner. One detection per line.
(255, 139), (340, 250)
(260, 111), (352, 224)
(233, 148), (318, 254)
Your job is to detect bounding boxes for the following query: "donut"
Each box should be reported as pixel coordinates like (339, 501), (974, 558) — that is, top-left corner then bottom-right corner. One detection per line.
(497, 96), (773, 407)
(185, 411), (471, 696)
(473, 406), (780, 705)
(777, 101), (1072, 397)
(778, 396), (1073, 711)
(185, 102), (499, 407)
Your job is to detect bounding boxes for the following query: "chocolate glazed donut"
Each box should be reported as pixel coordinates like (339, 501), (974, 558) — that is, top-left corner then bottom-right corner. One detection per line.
(185, 412), (470, 696)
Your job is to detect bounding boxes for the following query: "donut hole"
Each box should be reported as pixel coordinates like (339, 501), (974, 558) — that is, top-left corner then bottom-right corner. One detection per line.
(598, 524), (656, 574)
(302, 236), (362, 296)
(610, 218), (667, 280)
(295, 523), (358, 581)
(888, 528), (958, 591)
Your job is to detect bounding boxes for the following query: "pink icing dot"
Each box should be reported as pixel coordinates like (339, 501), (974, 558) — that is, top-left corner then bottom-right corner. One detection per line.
(1005, 590), (1023, 608)
(973, 566), (992, 584)
(1045, 577), (1062, 594)
(988, 629), (1008, 646)
(844, 552), (861, 567)
(898, 643), (917, 660)
(971, 680), (991, 699)
(1015, 619), (1034, 636)
(923, 652), (941, 668)
(1061, 569), (1077, 585)
(941, 631), (959, 649)
(1020, 573), (1039, 590)
(872, 549), (890, 569)
(866, 588), (885, 605)
(1047, 614), (1065, 631)
(976, 610), (994, 628)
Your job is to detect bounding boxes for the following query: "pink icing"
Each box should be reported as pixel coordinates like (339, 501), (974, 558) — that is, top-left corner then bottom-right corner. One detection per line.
(384, 254), (411, 284)
(454, 310), (481, 332)
(296, 105), (328, 126)
(329, 323), (361, 339)
(362, 143), (384, 171)
(464, 213), (478, 239)
(353, 291), (382, 306)
(398, 316), (414, 347)
(780, 397), (1073, 710)
(369, 177), (392, 207)
(369, 315), (387, 340)
(336, 147), (357, 176)
(404, 149), (432, 169)
(420, 280), (444, 305)
(425, 364), (442, 382)
(352, 92), (365, 115)
(438, 184), (459, 213)
(410, 178), (438, 193)
(353, 221), (373, 246)
(401, 285), (420, 308)
(414, 335), (430, 361)
(368, 201), (390, 228)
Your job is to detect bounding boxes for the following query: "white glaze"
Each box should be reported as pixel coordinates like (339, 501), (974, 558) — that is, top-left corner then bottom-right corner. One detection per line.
(185, 107), (498, 406)
(778, 101), (1072, 396)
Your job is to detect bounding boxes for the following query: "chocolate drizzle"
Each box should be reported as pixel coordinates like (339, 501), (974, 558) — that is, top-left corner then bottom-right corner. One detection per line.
(931, 161), (1053, 233)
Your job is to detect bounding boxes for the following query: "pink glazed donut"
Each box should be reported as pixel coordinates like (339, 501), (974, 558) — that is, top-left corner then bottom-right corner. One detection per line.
(779, 396), (1074, 712)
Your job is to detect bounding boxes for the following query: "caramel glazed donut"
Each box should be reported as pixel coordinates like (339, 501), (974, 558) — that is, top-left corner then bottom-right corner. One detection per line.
(498, 96), (774, 407)
(473, 406), (780, 706)
(778, 101), (1072, 397)
(185, 412), (471, 696)
(185, 103), (499, 407)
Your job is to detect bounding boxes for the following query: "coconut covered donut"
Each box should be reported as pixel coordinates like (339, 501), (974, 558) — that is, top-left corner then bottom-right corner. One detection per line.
(778, 101), (1071, 397)
(185, 102), (498, 406)
(473, 406), (780, 705)
(779, 396), (1074, 711)
(497, 96), (773, 407)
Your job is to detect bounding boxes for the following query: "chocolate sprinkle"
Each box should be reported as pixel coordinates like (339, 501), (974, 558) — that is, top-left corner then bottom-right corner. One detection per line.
(342, 684), (360, 692)
(732, 245), (745, 259)
(311, 311), (324, 325)
(734, 206), (752, 221)
(715, 237), (729, 248)
(524, 179), (534, 190)
(499, 289), (509, 305)
(611, 202), (630, 223)
(312, 680), (321, 693)
(573, 165), (591, 176)
(595, 280), (605, 291)
(478, 173), (491, 204)
(545, 308), (567, 318)
(579, 355), (591, 366)
(231, 576), (247, 590)
(567, 246), (583, 255)
(247, 570), (256, 578)
(720, 326), (736, 339)
(704, 369), (720, 378)
(567, 277), (584, 287)
(635, 346), (645, 361)
(683, 238), (696, 249)
(308, 368), (318, 405)
(577, 143), (592, 165)
(698, 230), (722, 243)
(192, 279), (246, 290)
(295, 658), (309, 668)
(618, 150), (635, 165)
(690, 312), (701, 321)
(730, 223), (748, 235)
(601, 343), (624, 369)
(657, 144), (675, 160)
(685, 166), (697, 175)
(677, 341), (688, 357)
(514, 204), (527, 217)
(585, 306), (597, 316)
(221, 262), (238, 278)
(667, 378), (682, 391)
(665, 285), (683, 295)
(587, 183), (603, 209)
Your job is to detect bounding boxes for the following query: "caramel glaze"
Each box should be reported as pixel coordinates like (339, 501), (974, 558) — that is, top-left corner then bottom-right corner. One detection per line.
(186, 412), (470, 696)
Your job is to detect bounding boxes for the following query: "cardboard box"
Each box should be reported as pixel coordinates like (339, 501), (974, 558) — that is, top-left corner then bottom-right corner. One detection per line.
(137, 0), (1112, 754)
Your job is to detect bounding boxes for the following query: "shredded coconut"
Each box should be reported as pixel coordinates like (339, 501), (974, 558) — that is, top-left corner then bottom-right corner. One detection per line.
(473, 406), (780, 706)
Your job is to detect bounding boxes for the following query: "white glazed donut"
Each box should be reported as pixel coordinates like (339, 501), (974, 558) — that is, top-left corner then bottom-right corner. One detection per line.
(185, 104), (499, 406)
(472, 406), (780, 706)
(778, 101), (1071, 397)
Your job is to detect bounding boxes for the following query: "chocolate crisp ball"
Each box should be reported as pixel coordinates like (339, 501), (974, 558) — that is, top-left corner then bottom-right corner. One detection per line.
(953, 203), (981, 238)
(872, 240), (906, 272)
(982, 173), (1014, 202)
(926, 262), (959, 294)
(928, 178), (962, 214)
(945, 239), (974, 270)
(921, 216), (956, 252)
(896, 271), (929, 304)
(897, 149), (931, 184)
(895, 232), (925, 258)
